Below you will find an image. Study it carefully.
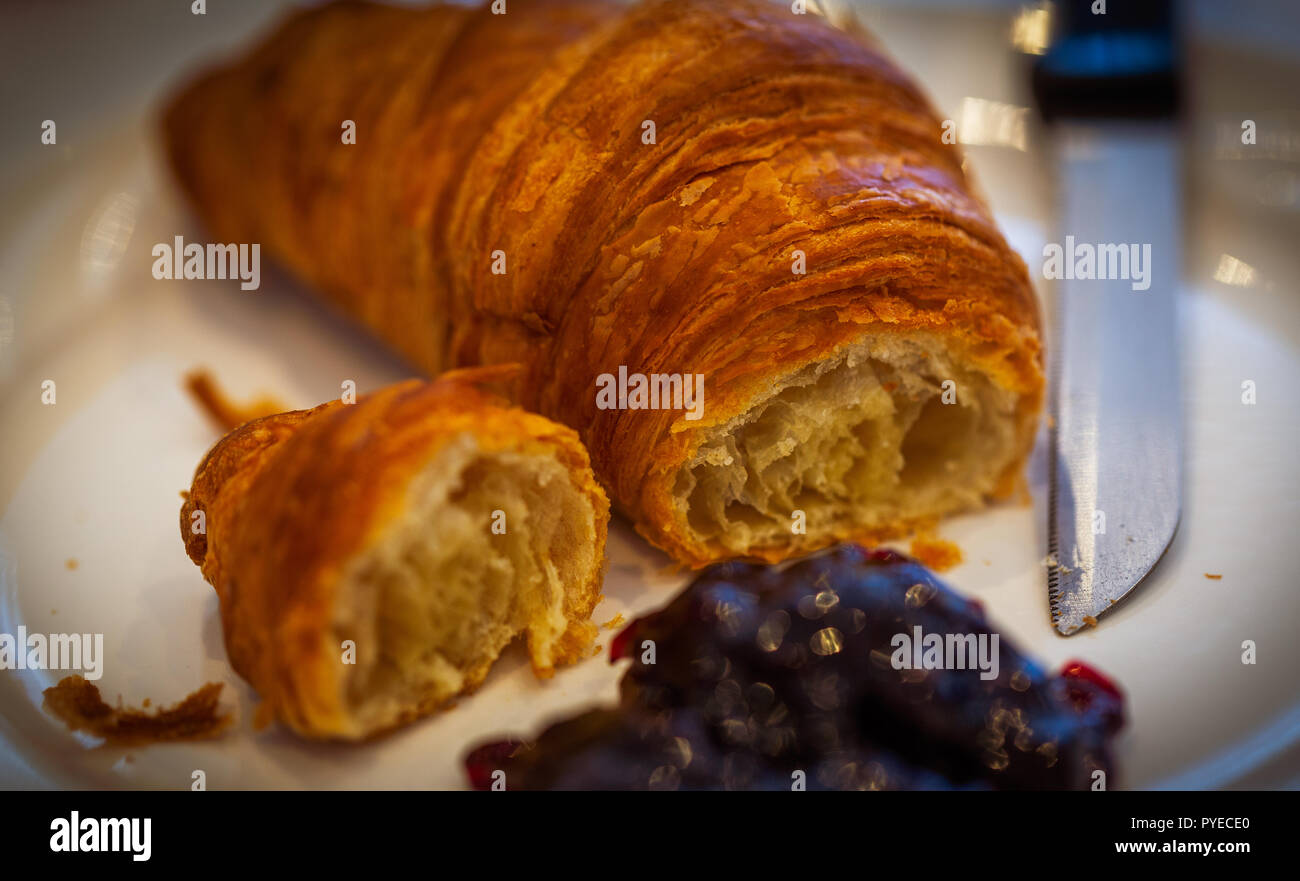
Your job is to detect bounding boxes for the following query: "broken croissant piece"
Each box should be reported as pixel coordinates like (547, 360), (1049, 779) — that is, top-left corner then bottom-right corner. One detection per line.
(164, 0), (1044, 568)
(180, 368), (609, 740)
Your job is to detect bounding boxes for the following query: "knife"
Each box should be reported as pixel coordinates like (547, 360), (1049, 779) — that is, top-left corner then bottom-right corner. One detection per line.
(1032, 0), (1183, 635)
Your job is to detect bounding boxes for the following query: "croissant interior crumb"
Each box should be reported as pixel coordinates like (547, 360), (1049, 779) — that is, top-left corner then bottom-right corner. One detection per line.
(675, 334), (1019, 554)
(336, 436), (601, 732)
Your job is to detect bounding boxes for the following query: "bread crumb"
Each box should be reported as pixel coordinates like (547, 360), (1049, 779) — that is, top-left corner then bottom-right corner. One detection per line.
(601, 613), (625, 630)
(1204, 573), (1223, 580)
(1042, 552), (1073, 575)
(65, 558), (78, 571)
(1082, 615), (1098, 627)
(909, 533), (963, 571)
(185, 368), (287, 432)
(43, 676), (232, 746)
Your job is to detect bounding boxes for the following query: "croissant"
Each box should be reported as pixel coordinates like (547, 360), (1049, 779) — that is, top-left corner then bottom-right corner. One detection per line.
(164, 0), (1043, 568)
(180, 368), (609, 739)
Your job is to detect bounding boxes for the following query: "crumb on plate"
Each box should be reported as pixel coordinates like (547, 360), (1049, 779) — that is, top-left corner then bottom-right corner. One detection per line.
(43, 675), (232, 746)
(185, 368), (287, 432)
(909, 533), (963, 572)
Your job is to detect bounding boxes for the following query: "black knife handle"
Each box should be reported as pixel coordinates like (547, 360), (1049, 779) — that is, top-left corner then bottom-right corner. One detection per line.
(1032, 0), (1181, 121)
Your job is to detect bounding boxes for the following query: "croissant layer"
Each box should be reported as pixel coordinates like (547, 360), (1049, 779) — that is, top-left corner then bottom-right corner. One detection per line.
(165, 0), (1044, 567)
(181, 369), (609, 739)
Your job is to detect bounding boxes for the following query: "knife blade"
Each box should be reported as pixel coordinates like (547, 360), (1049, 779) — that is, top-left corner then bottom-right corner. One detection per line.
(1033, 0), (1183, 635)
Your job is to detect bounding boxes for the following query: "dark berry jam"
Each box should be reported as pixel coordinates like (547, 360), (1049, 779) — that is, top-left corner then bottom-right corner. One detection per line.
(466, 545), (1124, 790)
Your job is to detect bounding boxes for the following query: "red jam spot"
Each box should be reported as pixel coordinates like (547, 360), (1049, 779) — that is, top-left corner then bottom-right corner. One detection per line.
(464, 739), (524, 790)
(1060, 659), (1124, 701)
(864, 547), (908, 564)
(609, 621), (639, 663)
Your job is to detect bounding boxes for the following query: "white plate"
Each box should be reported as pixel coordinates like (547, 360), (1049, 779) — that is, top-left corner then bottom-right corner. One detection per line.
(2, 0), (1298, 790)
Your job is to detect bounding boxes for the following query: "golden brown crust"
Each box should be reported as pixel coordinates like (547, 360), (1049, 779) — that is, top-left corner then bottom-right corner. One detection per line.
(180, 366), (609, 738)
(164, 0), (1043, 567)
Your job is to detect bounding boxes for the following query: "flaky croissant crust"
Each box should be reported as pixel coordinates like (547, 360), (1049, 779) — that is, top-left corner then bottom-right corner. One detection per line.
(181, 367), (609, 737)
(166, 0), (1043, 567)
